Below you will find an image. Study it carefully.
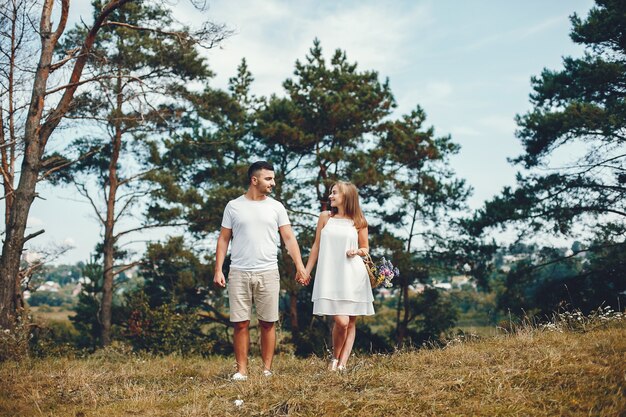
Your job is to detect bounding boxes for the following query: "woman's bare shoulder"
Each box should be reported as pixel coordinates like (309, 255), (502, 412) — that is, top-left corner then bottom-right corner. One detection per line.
(318, 210), (331, 227)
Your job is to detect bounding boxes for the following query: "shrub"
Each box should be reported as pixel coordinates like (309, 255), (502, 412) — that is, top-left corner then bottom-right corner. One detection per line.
(0, 314), (32, 361)
(27, 291), (68, 307)
(123, 291), (214, 356)
(30, 320), (81, 357)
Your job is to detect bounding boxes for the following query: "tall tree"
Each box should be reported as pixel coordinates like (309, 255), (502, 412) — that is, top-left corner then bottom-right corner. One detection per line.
(143, 59), (258, 335)
(58, 1), (223, 346)
(471, 0), (625, 235)
(468, 0), (626, 314)
(254, 40), (396, 339)
(0, 0), (136, 331)
(148, 40), (467, 354)
(375, 107), (471, 346)
(0, 0), (226, 332)
(0, 0), (36, 228)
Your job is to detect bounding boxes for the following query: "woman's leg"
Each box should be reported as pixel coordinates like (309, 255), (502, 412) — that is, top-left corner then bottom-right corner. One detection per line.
(338, 316), (357, 368)
(332, 315), (350, 363)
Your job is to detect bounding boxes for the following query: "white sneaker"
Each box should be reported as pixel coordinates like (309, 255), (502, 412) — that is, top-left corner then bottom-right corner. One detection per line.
(231, 372), (248, 381)
(329, 358), (339, 371)
(263, 369), (273, 377)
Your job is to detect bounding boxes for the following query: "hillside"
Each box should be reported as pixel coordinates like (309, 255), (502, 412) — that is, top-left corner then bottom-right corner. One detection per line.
(0, 322), (624, 416)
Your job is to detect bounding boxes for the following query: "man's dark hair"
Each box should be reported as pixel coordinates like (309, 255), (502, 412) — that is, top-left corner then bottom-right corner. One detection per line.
(248, 161), (274, 183)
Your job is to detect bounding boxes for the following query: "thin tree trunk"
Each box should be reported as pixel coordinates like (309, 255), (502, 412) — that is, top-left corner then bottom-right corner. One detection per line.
(1, 0), (18, 227)
(289, 289), (299, 331)
(396, 198), (419, 347)
(100, 67), (123, 346)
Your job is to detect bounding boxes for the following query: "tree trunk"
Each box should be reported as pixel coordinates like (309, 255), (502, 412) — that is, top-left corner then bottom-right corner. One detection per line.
(100, 68), (123, 346)
(0, 0), (61, 329)
(396, 199), (419, 347)
(0, 0), (132, 329)
(289, 289), (299, 330)
(1, 0), (17, 228)
(394, 277), (404, 345)
(0, 155), (39, 328)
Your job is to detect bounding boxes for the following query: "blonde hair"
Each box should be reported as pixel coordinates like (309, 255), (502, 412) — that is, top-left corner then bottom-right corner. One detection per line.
(330, 181), (368, 230)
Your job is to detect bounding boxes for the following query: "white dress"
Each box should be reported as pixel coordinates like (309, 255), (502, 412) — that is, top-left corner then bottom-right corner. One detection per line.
(311, 217), (375, 316)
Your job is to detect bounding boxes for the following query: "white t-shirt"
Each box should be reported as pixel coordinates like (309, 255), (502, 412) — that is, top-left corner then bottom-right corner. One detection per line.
(221, 195), (291, 271)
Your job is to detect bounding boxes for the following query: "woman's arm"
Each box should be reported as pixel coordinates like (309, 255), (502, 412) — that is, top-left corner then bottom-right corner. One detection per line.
(347, 226), (370, 257)
(305, 211), (330, 276)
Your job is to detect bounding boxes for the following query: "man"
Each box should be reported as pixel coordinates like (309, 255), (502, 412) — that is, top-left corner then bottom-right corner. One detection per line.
(214, 161), (308, 381)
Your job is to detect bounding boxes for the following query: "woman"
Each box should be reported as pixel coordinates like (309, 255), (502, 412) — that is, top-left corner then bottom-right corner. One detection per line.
(304, 181), (374, 371)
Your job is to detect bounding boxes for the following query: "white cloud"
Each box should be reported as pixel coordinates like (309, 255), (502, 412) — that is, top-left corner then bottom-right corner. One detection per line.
(62, 237), (76, 248)
(171, 1), (433, 97)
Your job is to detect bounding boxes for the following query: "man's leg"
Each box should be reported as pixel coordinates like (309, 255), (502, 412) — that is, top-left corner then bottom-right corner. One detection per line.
(228, 269), (252, 377)
(254, 269), (280, 372)
(233, 320), (250, 375)
(259, 320), (276, 371)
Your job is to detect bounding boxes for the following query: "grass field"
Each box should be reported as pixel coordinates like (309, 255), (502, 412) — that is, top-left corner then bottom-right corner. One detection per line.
(29, 306), (76, 323)
(0, 320), (623, 416)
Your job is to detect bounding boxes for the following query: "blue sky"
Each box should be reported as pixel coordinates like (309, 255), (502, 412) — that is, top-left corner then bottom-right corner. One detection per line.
(21, 0), (595, 264)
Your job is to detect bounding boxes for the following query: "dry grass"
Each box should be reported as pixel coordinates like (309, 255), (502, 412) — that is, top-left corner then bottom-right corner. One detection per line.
(30, 306), (76, 323)
(0, 323), (624, 416)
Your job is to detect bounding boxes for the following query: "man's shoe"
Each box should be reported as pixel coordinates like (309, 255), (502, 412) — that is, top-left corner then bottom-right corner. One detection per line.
(231, 372), (248, 381)
(263, 369), (273, 377)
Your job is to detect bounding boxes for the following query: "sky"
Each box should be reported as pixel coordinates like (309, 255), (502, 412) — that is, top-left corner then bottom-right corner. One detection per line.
(17, 0), (595, 264)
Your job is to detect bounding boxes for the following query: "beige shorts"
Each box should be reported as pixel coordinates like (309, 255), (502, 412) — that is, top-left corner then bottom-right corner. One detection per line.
(228, 268), (280, 323)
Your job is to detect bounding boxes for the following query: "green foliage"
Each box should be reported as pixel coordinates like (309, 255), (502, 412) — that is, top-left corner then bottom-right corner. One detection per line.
(493, 239), (625, 317)
(71, 260), (103, 348)
(139, 237), (229, 325)
(408, 288), (459, 346)
(471, 0), (626, 235)
(122, 291), (220, 356)
(450, 288), (498, 326)
(145, 39), (469, 352)
(71, 256), (130, 348)
(27, 291), (71, 307)
(28, 263), (83, 287)
(463, 0), (626, 322)
(30, 321), (81, 358)
(146, 59), (255, 235)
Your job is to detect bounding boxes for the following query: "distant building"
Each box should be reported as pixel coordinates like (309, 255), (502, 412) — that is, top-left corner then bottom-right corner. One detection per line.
(22, 250), (43, 264)
(433, 282), (452, 291)
(36, 281), (61, 293)
(72, 283), (83, 297)
(377, 287), (393, 298)
(410, 283), (426, 294)
(450, 275), (470, 287)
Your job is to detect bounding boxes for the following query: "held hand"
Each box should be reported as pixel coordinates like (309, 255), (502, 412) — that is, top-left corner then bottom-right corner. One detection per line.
(213, 271), (226, 288)
(295, 268), (311, 285)
(346, 249), (358, 258)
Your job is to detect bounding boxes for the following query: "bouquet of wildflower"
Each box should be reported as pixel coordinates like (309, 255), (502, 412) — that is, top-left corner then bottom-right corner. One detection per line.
(363, 255), (399, 288)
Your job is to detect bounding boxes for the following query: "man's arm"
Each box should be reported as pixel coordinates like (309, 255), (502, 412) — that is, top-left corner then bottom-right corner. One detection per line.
(279, 224), (308, 283)
(214, 227), (232, 288)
